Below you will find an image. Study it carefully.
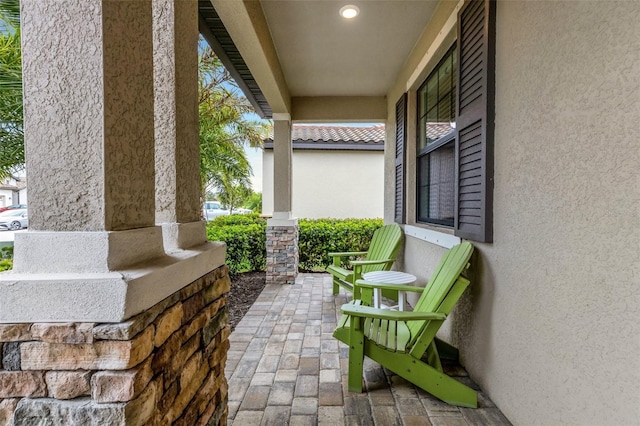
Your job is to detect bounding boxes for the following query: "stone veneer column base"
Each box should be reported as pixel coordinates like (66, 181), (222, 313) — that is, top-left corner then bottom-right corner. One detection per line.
(0, 265), (231, 425)
(266, 222), (299, 285)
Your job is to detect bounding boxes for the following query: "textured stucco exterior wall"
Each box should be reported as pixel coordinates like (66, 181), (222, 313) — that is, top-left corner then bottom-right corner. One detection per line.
(386, 1), (640, 424)
(468, 3), (639, 424)
(102, 0), (156, 231)
(22, 1), (105, 231)
(263, 150), (384, 219)
(272, 120), (293, 213)
(22, 0), (156, 231)
(153, 0), (201, 224)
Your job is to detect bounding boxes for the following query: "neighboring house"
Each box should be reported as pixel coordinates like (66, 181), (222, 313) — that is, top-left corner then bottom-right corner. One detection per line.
(262, 125), (384, 219)
(0, 176), (26, 208)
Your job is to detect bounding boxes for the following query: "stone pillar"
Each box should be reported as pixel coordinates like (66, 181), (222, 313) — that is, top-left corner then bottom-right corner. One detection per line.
(153, 0), (207, 251)
(0, 266), (231, 425)
(266, 114), (299, 284)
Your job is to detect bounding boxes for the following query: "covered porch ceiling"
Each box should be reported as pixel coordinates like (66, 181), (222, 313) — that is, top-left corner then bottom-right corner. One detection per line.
(199, 0), (440, 121)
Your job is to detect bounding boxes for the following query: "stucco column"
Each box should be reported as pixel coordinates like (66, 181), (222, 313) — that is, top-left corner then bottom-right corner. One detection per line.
(272, 116), (293, 218)
(266, 114), (298, 284)
(153, 0), (207, 250)
(1, 0), (225, 322)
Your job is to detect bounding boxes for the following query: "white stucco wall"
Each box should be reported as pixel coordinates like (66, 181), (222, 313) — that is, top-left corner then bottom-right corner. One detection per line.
(385, 1), (640, 425)
(263, 149), (384, 219)
(0, 190), (13, 207)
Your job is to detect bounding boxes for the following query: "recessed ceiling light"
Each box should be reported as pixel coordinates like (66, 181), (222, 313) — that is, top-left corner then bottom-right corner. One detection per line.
(339, 5), (360, 19)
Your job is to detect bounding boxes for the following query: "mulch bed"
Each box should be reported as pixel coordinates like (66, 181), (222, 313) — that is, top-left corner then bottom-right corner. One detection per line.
(227, 271), (266, 331)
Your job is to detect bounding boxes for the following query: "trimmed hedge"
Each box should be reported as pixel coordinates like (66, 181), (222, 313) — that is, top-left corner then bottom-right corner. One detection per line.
(298, 218), (383, 271)
(206, 215), (266, 276)
(206, 216), (383, 275)
(0, 246), (13, 272)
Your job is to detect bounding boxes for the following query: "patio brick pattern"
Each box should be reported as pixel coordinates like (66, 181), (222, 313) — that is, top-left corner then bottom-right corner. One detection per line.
(226, 273), (512, 425)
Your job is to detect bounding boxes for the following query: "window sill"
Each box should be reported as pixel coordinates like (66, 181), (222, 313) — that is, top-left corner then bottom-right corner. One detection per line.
(403, 224), (460, 249)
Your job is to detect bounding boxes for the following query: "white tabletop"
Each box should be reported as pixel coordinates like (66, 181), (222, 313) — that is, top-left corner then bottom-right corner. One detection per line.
(362, 271), (416, 285)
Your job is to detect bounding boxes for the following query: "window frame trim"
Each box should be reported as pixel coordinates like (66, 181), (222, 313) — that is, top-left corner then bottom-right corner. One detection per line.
(415, 42), (458, 228)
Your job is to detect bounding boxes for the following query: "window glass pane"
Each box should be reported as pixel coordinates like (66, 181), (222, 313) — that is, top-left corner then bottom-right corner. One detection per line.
(424, 47), (456, 147)
(426, 74), (438, 113)
(426, 107), (442, 145)
(438, 54), (453, 105)
(437, 96), (453, 126)
(427, 143), (455, 225)
(417, 143), (455, 226)
(416, 44), (456, 227)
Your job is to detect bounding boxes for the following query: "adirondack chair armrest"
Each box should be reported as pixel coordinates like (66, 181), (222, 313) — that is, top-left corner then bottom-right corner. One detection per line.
(355, 279), (424, 293)
(349, 259), (395, 266)
(340, 303), (446, 321)
(328, 251), (368, 258)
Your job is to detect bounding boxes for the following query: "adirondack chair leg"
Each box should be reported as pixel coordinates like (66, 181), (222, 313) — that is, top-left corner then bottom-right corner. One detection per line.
(368, 345), (476, 407)
(333, 278), (340, 295)
(348, 318), (365, 393)
(425, 340), (443, 373)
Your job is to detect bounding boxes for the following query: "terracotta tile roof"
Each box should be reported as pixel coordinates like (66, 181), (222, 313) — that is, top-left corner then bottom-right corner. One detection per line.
(264, 124), (385, 151)
(426, 122), (455, 143)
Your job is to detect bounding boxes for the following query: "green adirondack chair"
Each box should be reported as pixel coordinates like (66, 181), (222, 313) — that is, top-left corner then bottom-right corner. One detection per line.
(333, 242), (476, 407)
(325, 224), (402, 299)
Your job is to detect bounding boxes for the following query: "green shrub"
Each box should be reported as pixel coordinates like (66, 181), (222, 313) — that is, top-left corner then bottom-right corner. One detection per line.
(207, 221), (266, 275)
(0, 246), (13, 260)
(206, 217), (383, 274)
(298, 218), (383, 271)
(209, 213), (266, 227)
(0, 246), (13, 271)
(0, 259), (12, 272)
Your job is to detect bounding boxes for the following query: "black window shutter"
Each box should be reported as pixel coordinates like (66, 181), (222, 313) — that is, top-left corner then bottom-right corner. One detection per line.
(454, 0), (496, 242)
(394, 93), (407, 224)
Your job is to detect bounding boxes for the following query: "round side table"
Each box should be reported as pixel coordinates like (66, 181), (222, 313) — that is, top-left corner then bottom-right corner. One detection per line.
(361, 271), (417, 311)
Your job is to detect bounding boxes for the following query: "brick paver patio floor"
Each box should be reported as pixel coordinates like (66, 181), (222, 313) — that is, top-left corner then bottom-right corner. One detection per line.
(225, 273), (512, 426)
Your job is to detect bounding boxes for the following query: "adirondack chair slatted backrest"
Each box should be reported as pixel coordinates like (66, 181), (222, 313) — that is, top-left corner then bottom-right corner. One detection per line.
(406, 242), (474, 345)
(361, 225), (403, 275)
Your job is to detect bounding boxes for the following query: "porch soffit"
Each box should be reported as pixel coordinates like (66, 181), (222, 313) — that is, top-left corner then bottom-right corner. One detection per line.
(200, 1), (439, 122)
(198, 1), (273, 118)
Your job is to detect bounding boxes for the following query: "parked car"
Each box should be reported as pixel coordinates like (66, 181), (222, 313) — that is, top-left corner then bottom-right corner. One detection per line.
(202, 201), (230, 221)
(0, 209), (28, 230)
(0, 204), (27, 213)
(202, 202), (252, 220)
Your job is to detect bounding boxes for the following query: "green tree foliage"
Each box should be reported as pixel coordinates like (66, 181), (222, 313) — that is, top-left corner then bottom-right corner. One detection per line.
(0, 0), (23, 179)
(245, 191), (262, 213)
(198, 46), (268, 212)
